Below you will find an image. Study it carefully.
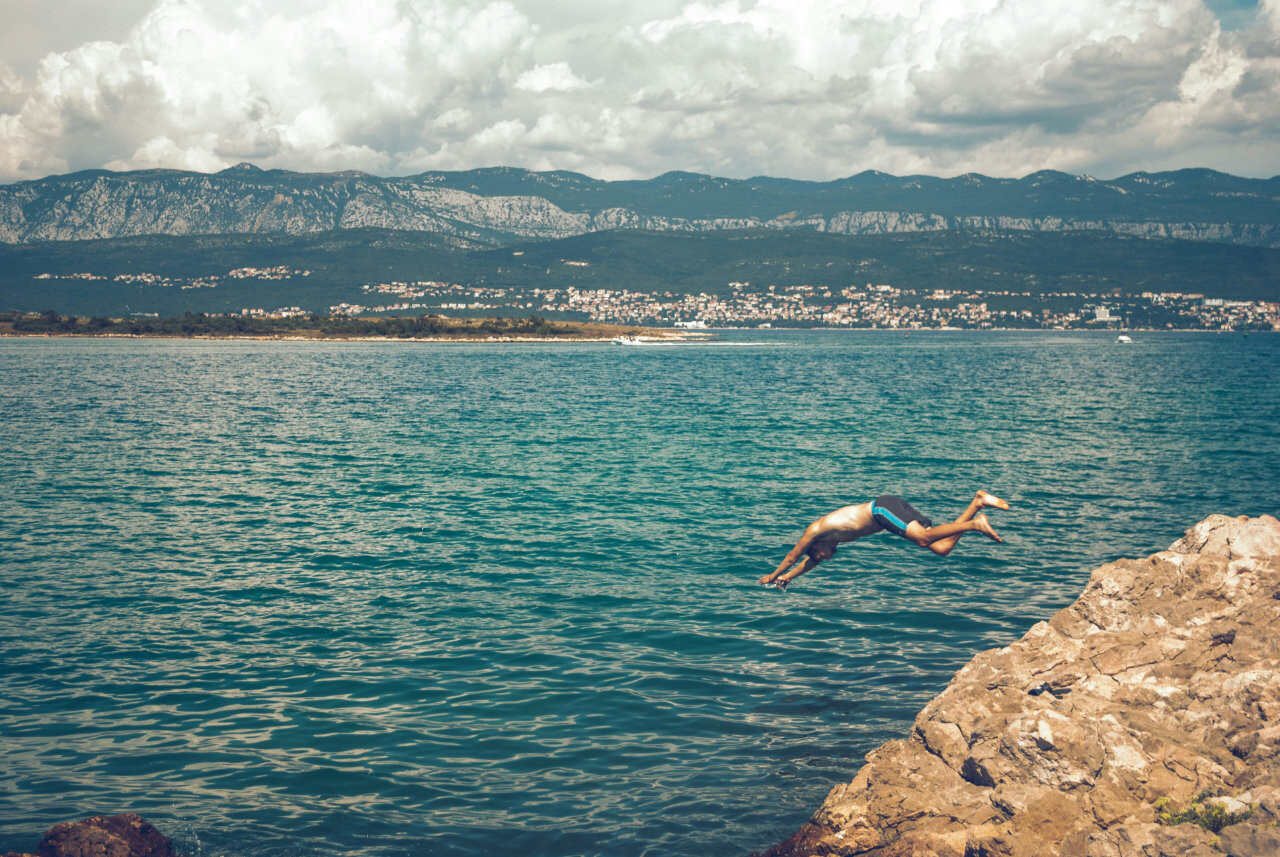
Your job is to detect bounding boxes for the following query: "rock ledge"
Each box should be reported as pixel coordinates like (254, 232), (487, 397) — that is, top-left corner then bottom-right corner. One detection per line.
(758, 514), (1280, 857)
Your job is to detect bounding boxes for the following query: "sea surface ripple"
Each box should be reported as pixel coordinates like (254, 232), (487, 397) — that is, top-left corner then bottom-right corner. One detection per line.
(2, 331), (1278, 857)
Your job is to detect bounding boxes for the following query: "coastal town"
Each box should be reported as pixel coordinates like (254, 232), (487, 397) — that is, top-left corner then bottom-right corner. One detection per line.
(334, 278), (1279, 331)
(34, 266), (311, 290)
(27, 267), (1279, 330)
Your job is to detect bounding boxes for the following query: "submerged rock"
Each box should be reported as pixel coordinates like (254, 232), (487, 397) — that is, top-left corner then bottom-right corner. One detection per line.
(757, 514), (1280, 857)
(3, 814), (173, 857)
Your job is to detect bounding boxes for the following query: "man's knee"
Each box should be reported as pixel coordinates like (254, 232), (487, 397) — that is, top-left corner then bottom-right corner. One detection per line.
(904, 521), (931, 546)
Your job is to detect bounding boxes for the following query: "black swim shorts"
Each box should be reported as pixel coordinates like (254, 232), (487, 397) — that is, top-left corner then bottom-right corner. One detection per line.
(871, 494), (932, 539)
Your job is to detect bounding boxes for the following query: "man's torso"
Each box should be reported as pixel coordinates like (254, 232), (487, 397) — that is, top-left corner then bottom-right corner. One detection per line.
(814, 501), (881, 545)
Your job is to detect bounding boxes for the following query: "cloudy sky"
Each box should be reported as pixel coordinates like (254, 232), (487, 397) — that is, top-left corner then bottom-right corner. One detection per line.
(1, 0), (1277, 182)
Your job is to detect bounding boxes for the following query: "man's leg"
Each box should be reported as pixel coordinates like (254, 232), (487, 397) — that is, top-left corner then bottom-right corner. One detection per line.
(907, 490), (1008, 556)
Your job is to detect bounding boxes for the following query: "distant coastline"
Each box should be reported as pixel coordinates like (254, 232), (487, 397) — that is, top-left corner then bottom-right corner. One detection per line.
(2, 311), (1271, 342)
(0, 311), (691, 343)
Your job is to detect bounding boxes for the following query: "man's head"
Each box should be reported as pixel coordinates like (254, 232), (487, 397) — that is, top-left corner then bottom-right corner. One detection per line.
(806, 541), (836, 563)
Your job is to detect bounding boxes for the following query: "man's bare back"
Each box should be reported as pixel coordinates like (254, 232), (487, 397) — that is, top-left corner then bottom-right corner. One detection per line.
(803, 501), (880, 545)
(759, 491), (1009, 590)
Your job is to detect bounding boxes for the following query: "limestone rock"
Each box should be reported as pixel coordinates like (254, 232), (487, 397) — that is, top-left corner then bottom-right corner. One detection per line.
(31, 814), (172, 857)
(757, 514), (1280, 857)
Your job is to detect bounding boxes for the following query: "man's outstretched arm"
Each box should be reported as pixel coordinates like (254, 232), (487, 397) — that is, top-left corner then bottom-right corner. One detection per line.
(759, 522), (822, 585)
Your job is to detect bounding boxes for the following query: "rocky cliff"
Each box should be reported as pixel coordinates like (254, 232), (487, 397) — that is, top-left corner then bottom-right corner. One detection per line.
(759, 513), (1280, 857)
(2, 166), (1277, 248)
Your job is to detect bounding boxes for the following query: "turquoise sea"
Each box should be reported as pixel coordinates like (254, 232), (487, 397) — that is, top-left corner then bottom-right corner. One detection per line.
(2, 330), (1278, 857)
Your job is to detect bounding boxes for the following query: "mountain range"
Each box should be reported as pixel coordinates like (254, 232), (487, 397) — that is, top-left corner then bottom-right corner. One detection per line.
(3, 165), (1278, 318)
(2, 164), (1278, 248)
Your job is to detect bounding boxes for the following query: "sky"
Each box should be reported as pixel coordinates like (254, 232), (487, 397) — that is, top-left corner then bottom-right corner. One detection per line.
(1, 0), (1277, 183)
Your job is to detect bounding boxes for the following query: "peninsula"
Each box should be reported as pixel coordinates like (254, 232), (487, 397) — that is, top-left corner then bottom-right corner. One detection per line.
(0, 311), (678, 342)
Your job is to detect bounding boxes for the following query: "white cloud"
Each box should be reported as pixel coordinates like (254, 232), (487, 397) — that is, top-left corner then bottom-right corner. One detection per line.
(0, 0), (1277, 182)
(105, 134), (226, 173)
(516, 62), (590, 92)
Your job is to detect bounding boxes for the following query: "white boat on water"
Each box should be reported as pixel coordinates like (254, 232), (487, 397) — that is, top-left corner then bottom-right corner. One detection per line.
(1116, 334), (1133, 343)
(612, 335), (644, 345)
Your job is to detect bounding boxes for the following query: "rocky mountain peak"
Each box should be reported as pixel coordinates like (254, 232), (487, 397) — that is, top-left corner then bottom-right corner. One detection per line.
(1, 166), (1277, 248)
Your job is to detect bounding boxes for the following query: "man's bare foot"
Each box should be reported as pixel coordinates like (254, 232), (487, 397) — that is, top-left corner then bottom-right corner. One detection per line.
(975, 490), (1010, 511)
(973, 514), (1003, 542)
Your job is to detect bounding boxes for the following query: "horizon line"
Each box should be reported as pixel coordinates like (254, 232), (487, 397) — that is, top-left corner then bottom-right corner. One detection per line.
(6, 163), (1280, 188)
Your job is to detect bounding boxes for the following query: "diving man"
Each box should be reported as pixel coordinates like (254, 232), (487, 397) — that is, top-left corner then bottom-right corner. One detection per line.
(759, 491), (1010, 590)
